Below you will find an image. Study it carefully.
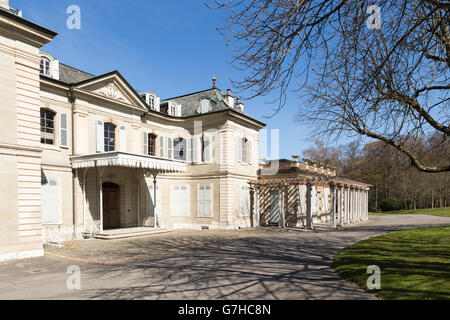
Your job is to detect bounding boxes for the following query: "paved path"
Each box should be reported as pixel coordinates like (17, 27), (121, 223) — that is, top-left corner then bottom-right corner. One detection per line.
(1, 214), (449, 300)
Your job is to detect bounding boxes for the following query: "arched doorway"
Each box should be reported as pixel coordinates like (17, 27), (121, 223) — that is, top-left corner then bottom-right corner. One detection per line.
(103, 182), (120, 230)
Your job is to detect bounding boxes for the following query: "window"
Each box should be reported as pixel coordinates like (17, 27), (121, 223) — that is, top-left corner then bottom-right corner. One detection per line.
(237, 136), (250, 163)
(148, 134), (156, 156)
(174, 137), (186, 160)
(241, 185), (249, 215)
(170, 105), (177, 116)
(149, 96), (155, 110)
(40, 109), (55, 145)
(104, 123), (116, 152)
(172, 185), (188, 216)
(40, 57), (50, 76)
(198, 184), (212, 216)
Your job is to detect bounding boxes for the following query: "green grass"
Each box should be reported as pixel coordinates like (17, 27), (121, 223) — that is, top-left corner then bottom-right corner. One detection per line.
(369, 207), (450, 217)
(333, 226), (450, 299)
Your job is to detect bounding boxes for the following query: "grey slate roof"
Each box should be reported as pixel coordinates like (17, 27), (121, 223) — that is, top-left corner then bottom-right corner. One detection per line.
(161, 88), (243, 117)
(59, 63), (95, 84)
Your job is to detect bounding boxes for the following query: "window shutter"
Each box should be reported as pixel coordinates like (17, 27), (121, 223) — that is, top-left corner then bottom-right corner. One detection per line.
(59, 112), (68, 148)
(142, 132), (148, 155)
(203, 135), (211, 163)
(237, 136), (243, 163)
(248, 139), (252, 164)
(187, 138), (193, 163)
(96, 120), (104, 152)
(241, 186), (249, 215)
(205, 185), (211, 215)
(192, 137), (198, 163)
(167, 137), (173, 159)
(176, 104), (182, 117)
(119, 125), (126, 152)
(197, 185), (203, 216)
(42, 178), (59, 223)
(159, 136), (164, 158)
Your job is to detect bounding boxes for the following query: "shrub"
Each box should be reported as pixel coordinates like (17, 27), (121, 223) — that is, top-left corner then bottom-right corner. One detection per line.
(380, 198), (403, 212)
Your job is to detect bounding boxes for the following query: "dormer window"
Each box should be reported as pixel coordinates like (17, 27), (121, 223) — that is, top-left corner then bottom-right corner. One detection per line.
(149, 96), (155, 110)
(40, 57), (50, 76)
(170, 105), (177, 116)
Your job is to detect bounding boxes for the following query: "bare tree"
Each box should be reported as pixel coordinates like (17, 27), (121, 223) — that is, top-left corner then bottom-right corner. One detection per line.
(211, 0), (450, 172)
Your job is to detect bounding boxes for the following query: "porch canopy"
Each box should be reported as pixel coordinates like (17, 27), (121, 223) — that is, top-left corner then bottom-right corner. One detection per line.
(70, 151), (187, 172)
(70, 151), (187, 234)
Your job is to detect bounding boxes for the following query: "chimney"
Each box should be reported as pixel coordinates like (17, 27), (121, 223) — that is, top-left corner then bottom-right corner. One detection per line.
(235, 97), (244, 112)
(0, 0), (9, 9)
(224, 89), (235, 108)
(212, 76), (216, 89)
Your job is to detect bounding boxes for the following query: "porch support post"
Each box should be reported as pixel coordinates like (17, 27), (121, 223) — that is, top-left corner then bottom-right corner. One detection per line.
(338, 185), (343, 227)
(306, 182), (313, 230)
(330, 184), (336, 229)
(137, 168), (140, 227)
(82, 168), (88, 233)
(153, 172), (158, 228)
(249, 186), (255, 227)
(98, 166), (105, 234)
(279, 186), (285, 229)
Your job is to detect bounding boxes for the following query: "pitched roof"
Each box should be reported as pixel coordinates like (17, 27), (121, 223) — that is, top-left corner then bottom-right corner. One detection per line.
(59, 63), (95, 84)
(161, 88), (244, 117)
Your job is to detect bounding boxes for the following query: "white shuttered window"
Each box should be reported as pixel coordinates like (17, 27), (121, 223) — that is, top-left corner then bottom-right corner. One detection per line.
(172, 185), (188, 216)
(41, 178), (60, 224)
(119, 125), (126, 152)
(241, 185), (249, 215)
(197, 184), (212, 216)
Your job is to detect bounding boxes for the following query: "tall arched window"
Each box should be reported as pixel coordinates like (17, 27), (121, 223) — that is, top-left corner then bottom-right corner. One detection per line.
(149, 96), (155, 110)
(40, 108), (55, 145)
(40, 57), (50, 76)
(104, 123), (116, 152)
(148, 134), (157, 156)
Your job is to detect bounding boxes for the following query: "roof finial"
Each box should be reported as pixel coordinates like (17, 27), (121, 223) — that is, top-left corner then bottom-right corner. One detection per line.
(212, 76), (216, 89)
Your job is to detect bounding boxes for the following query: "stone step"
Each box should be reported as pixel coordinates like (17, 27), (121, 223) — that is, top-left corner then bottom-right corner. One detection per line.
(93, 228), (171, 240)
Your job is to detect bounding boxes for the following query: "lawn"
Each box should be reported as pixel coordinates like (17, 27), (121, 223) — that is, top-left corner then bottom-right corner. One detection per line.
(369, 207), (450, 217)
(333, 226), (450, 300)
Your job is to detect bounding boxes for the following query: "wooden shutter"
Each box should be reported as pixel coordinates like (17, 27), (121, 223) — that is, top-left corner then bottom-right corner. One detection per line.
(96, 120), (104, 152)
(59, 112), (68, 148)
(142, 132), (148, 155)
(203, 135), (211, 163)
(187, 138), (193, 163)
(192, 137), (198, 163)
(167, 137), (173, 159)
(237, 135), (243, 163)
(159, 136), (164, 158)
(42, 178), (59, 223)
(119, 125), (126, 151)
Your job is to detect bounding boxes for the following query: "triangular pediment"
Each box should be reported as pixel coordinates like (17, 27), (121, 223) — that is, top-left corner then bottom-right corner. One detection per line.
(74, 72), (147, 111)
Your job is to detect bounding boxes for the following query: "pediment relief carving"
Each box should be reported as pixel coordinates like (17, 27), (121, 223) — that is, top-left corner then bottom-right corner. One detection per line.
(92, 81), (129, 103)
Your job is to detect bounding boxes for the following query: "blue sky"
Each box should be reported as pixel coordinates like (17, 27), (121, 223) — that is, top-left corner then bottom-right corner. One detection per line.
(14, 0), (337, 160)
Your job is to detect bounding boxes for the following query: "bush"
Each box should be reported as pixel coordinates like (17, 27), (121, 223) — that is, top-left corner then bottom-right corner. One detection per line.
(380, 198), (403, 212)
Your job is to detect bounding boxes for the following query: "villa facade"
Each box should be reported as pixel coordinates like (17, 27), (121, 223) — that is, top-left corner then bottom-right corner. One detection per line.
(0, 2), (264, 261)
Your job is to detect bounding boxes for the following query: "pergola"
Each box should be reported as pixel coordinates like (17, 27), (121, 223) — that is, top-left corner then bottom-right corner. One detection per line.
(71, 151), (187, 233)
(248, 176), (370, 230)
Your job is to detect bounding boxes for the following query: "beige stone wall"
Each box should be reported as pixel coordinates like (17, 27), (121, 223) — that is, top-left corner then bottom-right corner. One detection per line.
(0, 14), (55, 260)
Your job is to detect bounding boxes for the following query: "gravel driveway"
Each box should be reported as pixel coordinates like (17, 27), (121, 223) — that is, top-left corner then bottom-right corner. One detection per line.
(1, 214), (449, 300)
